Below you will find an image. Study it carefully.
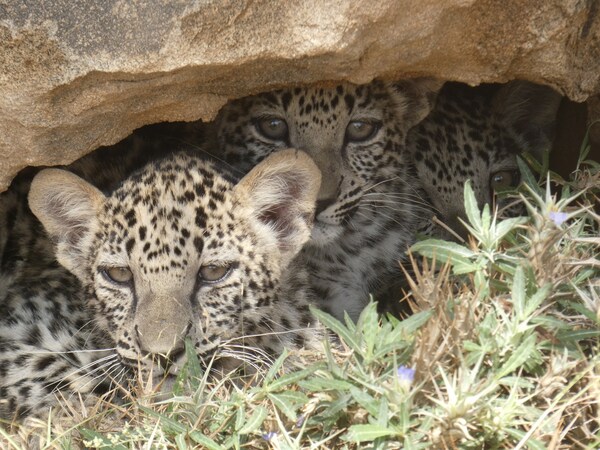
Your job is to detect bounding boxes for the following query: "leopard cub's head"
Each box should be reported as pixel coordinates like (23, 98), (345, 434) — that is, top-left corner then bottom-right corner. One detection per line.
(409, 81), (562, 239)
(215, 79), (442, 244)
(29, 149), (320, 380)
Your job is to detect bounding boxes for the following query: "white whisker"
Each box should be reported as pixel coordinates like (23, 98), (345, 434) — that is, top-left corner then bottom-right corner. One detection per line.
(225, 326), (312, 343)
(362, 198), (433, 211)
(218, 345), (275, 370)
(363, 176), (403, 192)
(362, 190), (433, 206)
(358, 205), (430, 225)
(46, 354), (118, 395)
(24, 347), (116, 356)
(221, 343), (274, 363)
(156, 134), (246, 176)
(358, 208), (419, 229)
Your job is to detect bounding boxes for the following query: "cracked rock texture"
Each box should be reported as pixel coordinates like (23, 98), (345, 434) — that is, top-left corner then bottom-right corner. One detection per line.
(1, 0), (599, 190)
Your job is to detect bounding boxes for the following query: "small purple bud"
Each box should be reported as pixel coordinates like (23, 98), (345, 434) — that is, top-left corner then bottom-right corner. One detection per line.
(262, 431), (277, 441)
(396, 365), (415, 383)
(296, 414), (305, 427)
(549, 211), (568, 226)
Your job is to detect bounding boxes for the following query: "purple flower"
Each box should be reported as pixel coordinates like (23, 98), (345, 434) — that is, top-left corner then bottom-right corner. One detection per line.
(296, 414), (305, 427)
(397, 365), (415, 383)
(262, 431), (277, 441)
(549, 211), (568, 226)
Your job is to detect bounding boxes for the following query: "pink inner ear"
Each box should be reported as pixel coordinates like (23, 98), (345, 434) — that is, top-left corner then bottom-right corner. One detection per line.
(285, 177), (304, 199)
(256, 171), (313, 250)
(258, 202), (296, 250)
(45, 196), (91, 247)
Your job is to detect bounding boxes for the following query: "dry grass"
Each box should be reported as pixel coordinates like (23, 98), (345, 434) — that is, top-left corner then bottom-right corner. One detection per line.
(2, 149), (598, 449)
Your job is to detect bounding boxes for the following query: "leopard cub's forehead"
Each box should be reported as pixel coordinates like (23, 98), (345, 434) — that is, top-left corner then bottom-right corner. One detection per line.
(237, 81), (391, 118)
(98, 154), (241, 263)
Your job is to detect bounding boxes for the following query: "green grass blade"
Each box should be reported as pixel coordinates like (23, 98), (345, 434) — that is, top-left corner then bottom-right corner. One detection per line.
(238, 406), (268, 435)
(299, 377), (354, 392)
(517, 156), (542, 196)
(511, 265), (526, 318)
(411, 239), (475, 268)
(189, 431), (223, 450)
(266, 367), (314, 392)
(349, 387), (379, 416)
(497, 333), (537, 379)
(310, 306), (362, 353)
(463, 180), (482, 232)
(263, 349), (288, 384)
(268, 391), (308, 421)
(342, 424), (397, 442)
(357, 302), (380, 360)
(137, 405), (187, 434)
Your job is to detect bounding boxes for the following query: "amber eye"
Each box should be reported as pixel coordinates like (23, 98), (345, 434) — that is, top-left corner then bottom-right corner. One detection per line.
(345, 120), (380, 142)
(255, 116), (289, 141)
(199, 264), (231, 283)
(103, 267), (133, 284)
(490, 170), (520, 192)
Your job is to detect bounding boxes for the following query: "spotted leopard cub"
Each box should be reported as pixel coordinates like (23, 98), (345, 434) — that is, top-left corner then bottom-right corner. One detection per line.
(0, 149), (321, 419)
(408, 81), (561, 239)
(214, 79), (441, 320)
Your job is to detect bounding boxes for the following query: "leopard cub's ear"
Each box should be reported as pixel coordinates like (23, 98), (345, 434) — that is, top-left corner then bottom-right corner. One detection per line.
(389, 77), (445, 132)
(29, 169), (105, 279)
(492, 81), (562, 161)
(233, 149), (321, 265)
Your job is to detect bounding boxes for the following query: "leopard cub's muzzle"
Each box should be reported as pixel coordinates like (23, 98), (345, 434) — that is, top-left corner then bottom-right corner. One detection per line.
(133, 294), (194, 373)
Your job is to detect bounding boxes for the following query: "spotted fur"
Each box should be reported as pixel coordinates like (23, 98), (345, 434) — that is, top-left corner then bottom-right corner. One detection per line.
(213, 79), (441, 319)
(0, 124), (211, 275)
(0, 149), (321, 419)
(408, 81), (561, 239)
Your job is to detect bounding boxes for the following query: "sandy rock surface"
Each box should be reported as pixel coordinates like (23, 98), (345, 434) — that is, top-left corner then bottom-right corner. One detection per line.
(1, 0), (599, 190)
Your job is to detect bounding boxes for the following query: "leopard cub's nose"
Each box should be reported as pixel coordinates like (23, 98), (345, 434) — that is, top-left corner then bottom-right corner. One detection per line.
(135, 321), (191, 359)
(154, 343), (186, 370)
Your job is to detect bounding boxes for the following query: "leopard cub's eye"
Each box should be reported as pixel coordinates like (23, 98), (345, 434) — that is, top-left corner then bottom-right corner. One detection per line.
(490, 170), (520, 192)
(345, 120), (380, 142)
(199, 264), (232, 283)
(103, 267), (133, 284)
(255, 116), (289, 141)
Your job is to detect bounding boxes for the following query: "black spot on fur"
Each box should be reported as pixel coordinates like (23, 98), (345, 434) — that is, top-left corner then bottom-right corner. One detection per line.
(126, 238), (135, 254)
(193, 237), (204, 254)
(195, 208), (207, 228)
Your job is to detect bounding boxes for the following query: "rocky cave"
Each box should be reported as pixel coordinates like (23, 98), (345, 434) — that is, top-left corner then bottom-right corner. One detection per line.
(1, 0), (599, 187)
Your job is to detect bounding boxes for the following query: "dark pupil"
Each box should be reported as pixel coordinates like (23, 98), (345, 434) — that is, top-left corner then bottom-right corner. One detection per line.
(347, 121), (376, 141)
(106, 267), (131, 283)
(352, 122), (367, 133)
(201, 265), (229, 282)
(268, 119), (282, 130)
(258, 117), (287, 140)
(492, 170), (520, 190)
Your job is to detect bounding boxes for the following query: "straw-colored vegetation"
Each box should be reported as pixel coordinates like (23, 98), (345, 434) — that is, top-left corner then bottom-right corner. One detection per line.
(2, 136), (598, 449)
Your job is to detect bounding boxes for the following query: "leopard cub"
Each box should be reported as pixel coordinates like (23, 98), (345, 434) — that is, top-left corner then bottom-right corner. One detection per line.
(0, 149), (322, 419)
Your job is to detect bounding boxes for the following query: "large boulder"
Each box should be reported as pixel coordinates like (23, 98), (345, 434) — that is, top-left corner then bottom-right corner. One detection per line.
(1, 0), (599, 190)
